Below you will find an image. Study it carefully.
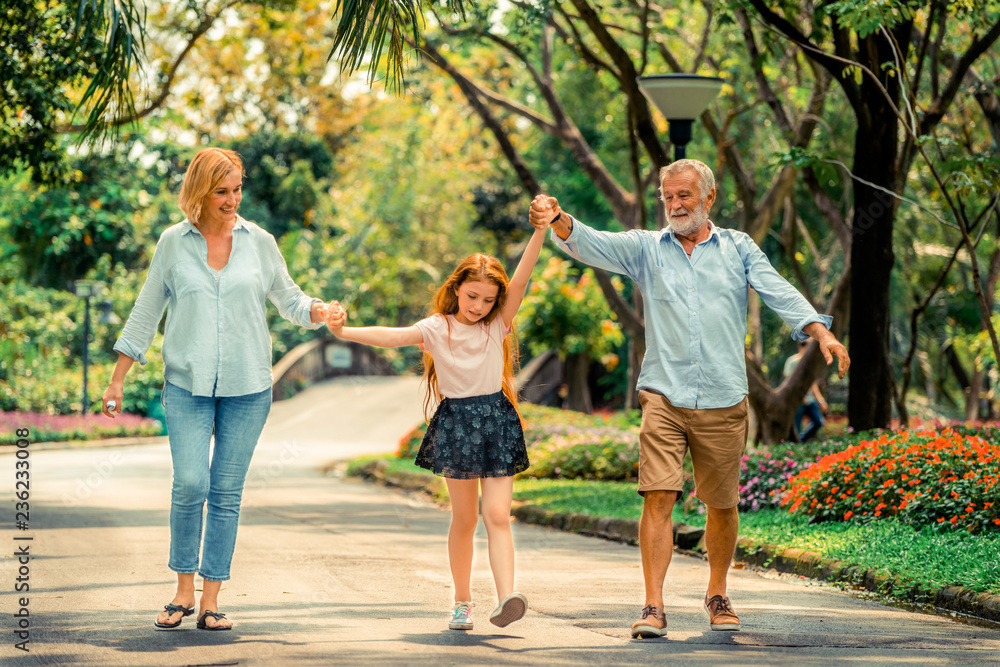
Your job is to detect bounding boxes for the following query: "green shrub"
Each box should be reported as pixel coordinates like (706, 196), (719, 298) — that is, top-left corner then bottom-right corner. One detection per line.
(397, 423), (426, 458)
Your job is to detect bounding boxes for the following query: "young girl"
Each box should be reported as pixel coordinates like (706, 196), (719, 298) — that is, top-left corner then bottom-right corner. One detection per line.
(325, 206), (551, 631)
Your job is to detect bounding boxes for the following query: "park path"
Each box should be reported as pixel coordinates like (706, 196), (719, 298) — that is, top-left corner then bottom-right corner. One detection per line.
(3, 376), (1000, 666)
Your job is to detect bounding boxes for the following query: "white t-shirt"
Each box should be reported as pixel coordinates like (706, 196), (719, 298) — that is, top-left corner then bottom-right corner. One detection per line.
(415, 313), (511, 398)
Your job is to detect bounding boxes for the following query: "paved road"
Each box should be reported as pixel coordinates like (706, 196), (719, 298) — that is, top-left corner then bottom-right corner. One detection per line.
(4, 376), (1000, 666)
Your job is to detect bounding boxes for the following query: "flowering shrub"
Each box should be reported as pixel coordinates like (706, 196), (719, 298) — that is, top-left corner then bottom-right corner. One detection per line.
(520, 426), (639, 480)
(739, 451), (801, 512)
(397, 424), (427, 459)
(0, 410), (163, 443)
(782, 428), (1000, 534)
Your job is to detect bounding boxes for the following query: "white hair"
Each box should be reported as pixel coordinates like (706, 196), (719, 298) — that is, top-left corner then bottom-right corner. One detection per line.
(658, 159), (715, 201)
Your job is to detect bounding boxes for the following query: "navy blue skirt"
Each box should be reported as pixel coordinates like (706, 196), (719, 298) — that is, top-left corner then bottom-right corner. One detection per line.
(415, 391), (529, 479)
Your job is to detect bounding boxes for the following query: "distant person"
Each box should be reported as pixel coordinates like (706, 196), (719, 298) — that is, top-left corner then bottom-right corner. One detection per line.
(324, 208), (549, 632)
(529, 159), (850, 636)
(101, 147), (338, 631)
(783, 340), (829, 441)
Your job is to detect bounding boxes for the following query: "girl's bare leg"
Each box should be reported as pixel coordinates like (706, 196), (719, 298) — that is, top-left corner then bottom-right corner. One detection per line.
(445, 477), (481, 602)
(480, 476), (515, 600)
(155, 573), (196, 625)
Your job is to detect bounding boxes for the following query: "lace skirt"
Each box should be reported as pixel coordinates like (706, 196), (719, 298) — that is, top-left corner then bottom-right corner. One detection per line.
(415, 391), (529, 479)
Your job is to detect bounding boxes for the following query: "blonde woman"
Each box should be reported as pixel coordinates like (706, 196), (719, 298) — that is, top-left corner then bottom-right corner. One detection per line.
(101, 147), (340, 631)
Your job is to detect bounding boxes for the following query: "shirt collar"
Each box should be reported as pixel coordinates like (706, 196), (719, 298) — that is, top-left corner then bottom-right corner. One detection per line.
(661, 219), (718, 245)
(180, 215), (248, 236)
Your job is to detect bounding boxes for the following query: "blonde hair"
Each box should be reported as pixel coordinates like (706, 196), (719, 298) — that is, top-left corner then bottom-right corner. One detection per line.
(422, 253), (524, 426)
(178, 148), (244, 224)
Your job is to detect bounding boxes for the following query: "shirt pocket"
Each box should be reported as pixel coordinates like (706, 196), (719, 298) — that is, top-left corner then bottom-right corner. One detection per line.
(652, 268), (679, 302)
(166, 260), (210, 298)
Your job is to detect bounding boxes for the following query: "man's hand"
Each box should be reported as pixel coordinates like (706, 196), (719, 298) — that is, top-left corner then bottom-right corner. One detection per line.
(803, 323), (850, 379)
(529, 194), (561, 230)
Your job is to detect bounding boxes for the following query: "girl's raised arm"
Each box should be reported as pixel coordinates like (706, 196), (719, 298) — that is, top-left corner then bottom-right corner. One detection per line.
(501, 197), (554, 329)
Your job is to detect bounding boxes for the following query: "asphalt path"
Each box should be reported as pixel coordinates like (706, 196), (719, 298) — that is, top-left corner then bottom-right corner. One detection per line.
(3, 376), (1000, 666)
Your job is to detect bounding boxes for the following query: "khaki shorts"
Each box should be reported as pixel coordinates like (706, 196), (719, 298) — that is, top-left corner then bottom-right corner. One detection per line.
(637, 390), (749, 509)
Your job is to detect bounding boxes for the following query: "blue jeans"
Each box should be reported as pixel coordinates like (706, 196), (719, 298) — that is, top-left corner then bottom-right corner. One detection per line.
(795, 401), (825, 442)
(162, 381), (271, 581)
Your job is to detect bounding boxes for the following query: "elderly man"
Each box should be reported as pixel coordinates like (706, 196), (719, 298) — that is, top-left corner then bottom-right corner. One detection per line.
(528, 159), (849, 637)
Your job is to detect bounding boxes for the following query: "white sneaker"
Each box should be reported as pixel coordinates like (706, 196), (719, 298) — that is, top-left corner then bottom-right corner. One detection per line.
(449, 601), (474, 630)
(489, 592), (527, 628)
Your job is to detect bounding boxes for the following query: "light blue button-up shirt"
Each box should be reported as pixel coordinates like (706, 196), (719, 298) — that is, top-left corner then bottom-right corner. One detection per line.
(114, 217), (322, 397)
(552, 217), (832, 409)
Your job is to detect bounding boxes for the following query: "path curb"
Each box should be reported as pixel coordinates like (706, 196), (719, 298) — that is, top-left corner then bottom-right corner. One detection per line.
(353, 462), (1000, 624)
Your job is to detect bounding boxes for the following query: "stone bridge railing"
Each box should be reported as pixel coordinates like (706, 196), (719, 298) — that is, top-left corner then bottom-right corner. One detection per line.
(271, 338), (397, 401)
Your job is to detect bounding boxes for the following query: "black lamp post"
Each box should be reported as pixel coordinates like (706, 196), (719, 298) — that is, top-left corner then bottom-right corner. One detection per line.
(636, 74), (724, 161)
(70, 281), (120, 413)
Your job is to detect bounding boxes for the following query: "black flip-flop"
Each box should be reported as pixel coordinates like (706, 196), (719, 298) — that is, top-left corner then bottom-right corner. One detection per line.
(153, 603), (195, 629)
(197, 610), (232, 631)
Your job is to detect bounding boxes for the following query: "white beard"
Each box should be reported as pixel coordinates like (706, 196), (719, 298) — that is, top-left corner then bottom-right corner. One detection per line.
(667, 203), (709, 236)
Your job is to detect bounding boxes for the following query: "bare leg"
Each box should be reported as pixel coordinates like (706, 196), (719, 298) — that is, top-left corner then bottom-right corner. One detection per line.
(480, 476), (515, 601)
(705, 505), (739, 598)
(155, 573), (196, 626)
(198, 579), (233, 629)
(445, 478), (481, 602)
(639, 490), (677, 608)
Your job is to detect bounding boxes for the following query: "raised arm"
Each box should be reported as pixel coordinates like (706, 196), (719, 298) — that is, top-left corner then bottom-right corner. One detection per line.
(502, 196), (552, 329)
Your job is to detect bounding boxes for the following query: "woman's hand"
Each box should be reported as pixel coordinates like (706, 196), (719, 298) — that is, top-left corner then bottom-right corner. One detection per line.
(101, 382), (124, 419)
(325, 300), (347, 335)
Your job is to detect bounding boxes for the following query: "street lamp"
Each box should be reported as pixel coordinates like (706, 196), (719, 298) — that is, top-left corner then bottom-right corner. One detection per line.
(69, 281), (120, 414)
(636, 74), (724, 161)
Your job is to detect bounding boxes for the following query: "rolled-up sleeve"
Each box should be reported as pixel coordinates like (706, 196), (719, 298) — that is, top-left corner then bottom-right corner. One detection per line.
(266, 236), (322, 329)
(740, 236), (833, 340)
(551, 216), (645, 282)
(113, 242), (169, 365)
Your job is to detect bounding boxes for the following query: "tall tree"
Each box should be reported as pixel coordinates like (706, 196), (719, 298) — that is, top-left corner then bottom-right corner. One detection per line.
(743, 0), (1000, 430)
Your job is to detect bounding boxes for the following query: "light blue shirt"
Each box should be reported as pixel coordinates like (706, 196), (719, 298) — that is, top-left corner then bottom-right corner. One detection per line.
(114, 217), (322, 397)
(552, 217), (832, 409)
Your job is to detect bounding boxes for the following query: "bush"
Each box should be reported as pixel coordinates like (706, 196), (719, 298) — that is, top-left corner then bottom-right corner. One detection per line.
(397, 424), (426, 458)
(739, 451), (801, 512)
(1, 410), (163, 443)
(782, 428), (1000, 534)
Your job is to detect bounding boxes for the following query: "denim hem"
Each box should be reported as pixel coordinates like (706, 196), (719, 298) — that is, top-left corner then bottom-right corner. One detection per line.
(168, 566), (199, 575)
(198, 573), (231, 582)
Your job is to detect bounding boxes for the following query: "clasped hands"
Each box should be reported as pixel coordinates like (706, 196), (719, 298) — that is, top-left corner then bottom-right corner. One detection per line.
(322, 300), (347, 333)
(529, 194), (561, 230)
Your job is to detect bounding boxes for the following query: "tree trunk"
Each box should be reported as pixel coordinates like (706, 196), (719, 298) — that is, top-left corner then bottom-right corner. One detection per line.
(847, 113), (898, 431)
(564, 351), (593, 413)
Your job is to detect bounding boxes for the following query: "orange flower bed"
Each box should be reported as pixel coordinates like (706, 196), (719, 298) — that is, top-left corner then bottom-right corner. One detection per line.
(782, 428), (1000, 534)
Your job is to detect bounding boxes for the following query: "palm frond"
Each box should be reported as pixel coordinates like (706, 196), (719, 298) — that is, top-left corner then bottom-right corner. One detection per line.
(73, 0), (147, 147)
(330, 0), (467, 90)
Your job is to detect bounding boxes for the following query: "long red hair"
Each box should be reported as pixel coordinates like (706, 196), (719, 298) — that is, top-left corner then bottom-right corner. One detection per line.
(422, 253), (523, 426)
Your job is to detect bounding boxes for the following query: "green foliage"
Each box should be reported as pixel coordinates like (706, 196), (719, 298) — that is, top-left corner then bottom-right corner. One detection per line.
(229, 132), (337, 239)
(0, 1), (144, 182)
(397, 423), (426, 458)
(0, 273), (163, 416)
(2, 155), (148, 288)
(518, 252), (624, 365)
(826, 1), (919, 37)
(783, 428), (1000, 534)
